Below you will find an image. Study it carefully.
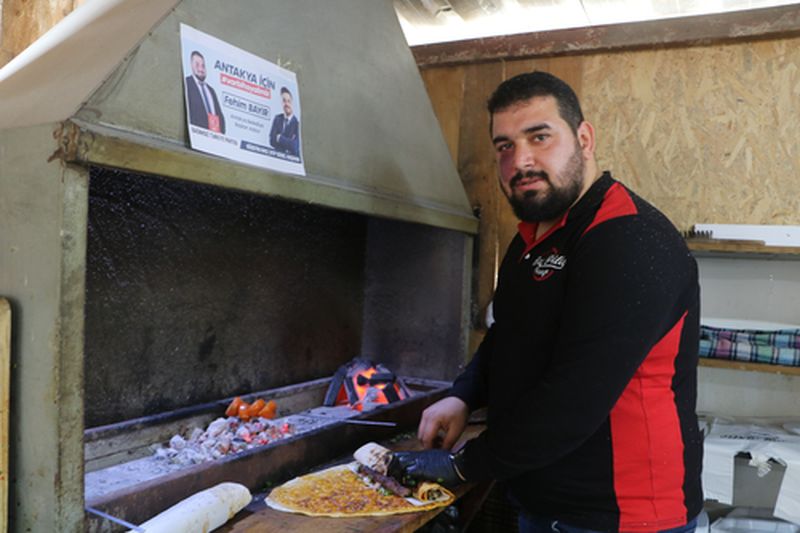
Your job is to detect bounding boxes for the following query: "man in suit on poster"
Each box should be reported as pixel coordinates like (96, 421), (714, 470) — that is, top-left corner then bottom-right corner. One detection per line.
(269, 86), (300, 156)
(185, 50), (226, 134)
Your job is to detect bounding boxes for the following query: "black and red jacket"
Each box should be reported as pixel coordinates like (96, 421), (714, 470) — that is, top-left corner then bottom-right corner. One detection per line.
(452, 172), (703, 532)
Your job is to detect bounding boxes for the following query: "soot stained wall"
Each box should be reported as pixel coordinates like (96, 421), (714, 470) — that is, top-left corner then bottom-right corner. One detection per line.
(85, 167), (367, 426)
(362, 218), (469, 381)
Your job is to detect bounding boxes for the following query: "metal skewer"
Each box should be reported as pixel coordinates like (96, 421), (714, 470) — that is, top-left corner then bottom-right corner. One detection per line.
(86, 506), (145, 532)
(299, 413), (397, 426)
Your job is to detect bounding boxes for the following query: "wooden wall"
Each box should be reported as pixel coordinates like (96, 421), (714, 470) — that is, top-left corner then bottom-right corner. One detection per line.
(420, 32), (800, 353)
(0, 0), (87, 67)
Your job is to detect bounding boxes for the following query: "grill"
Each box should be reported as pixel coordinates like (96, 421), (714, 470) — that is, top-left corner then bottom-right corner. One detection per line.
(1, 3), (477, 530)
(72, 165), (472, 531)
(85, 374), (450, 530)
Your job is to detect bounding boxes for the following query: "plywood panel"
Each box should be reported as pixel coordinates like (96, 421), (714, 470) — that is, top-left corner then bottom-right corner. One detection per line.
(582, 36), (800, 230)
(0, 0), (83, 67)
(458, 62), (504, 355)
(421, 66), (466, 166)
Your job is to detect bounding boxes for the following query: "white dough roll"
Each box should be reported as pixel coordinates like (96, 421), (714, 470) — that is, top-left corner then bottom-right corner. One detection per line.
(126, 482), (251, 533)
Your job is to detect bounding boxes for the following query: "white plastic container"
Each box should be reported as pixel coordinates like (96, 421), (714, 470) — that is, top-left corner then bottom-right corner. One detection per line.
(711, 517), (800, 533)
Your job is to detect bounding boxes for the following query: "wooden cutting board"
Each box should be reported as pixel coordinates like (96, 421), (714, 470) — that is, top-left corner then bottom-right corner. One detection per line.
(0, 298), (10, 533)
(219, 425), (488, 533)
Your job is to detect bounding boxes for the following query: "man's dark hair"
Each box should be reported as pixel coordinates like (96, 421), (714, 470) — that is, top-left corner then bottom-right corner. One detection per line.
(190, 50), (204, 61)
(487, 71), (584, 134)
(280, 86), (292, 98)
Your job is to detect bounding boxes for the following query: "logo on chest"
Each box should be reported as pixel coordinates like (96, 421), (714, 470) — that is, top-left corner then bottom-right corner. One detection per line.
(529, 248), (567, 281)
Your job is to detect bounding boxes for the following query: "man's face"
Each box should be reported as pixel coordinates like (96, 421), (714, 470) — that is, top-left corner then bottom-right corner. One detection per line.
(191, 54), (206, 82)
(282, 92), (293, 116)
(491, 96), (591, 223)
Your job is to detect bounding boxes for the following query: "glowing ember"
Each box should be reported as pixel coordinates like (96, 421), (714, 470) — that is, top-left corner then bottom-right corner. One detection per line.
(154, 416), (295, 466)
(326, 359), (410, 411)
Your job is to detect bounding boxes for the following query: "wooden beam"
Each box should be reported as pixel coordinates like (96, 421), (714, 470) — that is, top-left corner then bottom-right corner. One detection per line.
(412, 4), (800, 68)
(700, 358), (800, 377)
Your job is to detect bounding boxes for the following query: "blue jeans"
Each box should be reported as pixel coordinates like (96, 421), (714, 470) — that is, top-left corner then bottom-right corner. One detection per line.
(518, 513), (698, 533)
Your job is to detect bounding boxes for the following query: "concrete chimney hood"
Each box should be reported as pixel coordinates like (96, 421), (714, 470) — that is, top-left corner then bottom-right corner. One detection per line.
(0, 0), (476, 530)
(0, 0), (476, 233)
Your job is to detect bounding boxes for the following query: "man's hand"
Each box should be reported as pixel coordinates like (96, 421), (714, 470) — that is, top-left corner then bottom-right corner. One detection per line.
(389, 449), (463, 488)
(418, 396), (469, 449)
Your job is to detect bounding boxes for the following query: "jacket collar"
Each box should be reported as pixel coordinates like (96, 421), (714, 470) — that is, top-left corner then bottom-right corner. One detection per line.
(517, 171), (614, 250)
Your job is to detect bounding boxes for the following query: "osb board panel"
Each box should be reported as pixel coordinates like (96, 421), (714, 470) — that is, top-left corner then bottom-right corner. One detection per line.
(0, 0), (86, 67)
(581, 37), (800, 230)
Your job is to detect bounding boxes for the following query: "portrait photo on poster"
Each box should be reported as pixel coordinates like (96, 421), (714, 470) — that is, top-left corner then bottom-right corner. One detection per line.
(180, 24), (305, 176)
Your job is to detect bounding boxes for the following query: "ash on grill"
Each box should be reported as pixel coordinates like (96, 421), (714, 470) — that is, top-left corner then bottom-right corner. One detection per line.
(86, 362), (417, 502)
(86, 408), (348, 501)
(155, 416), (295, 466)
(155, 355), (414, 468)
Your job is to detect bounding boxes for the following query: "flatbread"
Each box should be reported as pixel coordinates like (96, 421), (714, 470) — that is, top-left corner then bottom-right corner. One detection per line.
(265, 463), (454, 517)
(414, 481), (450, 503)
(353, 442), (392, 475)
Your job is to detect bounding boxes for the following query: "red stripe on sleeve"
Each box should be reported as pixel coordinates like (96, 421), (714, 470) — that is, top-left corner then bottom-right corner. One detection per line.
(582, 182), (638, 237)
(610, 313), (689, 531)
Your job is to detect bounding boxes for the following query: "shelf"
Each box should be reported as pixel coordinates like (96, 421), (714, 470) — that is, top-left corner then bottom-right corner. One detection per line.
(699, 358), (800, 376)
(687, 240), (800, 259)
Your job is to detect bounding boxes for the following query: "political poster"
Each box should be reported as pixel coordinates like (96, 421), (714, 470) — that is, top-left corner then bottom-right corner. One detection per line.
(180, 24), (305, 176)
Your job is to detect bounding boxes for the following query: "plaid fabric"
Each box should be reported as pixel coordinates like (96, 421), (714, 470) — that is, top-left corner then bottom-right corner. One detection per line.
(699, 325), (800, 367)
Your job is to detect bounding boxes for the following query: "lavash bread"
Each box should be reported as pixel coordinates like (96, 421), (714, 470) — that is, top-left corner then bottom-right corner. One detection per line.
(353, 442), (393, 475)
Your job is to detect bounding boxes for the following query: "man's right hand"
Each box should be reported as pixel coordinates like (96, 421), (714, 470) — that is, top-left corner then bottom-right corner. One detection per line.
(418, 396), (469, 450)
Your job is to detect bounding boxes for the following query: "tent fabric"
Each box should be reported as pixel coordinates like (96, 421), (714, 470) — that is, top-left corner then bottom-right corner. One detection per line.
(0, 0), (179, 130)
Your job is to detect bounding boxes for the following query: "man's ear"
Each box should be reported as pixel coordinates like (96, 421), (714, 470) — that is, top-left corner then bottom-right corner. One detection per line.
(577, 120), (595, 158)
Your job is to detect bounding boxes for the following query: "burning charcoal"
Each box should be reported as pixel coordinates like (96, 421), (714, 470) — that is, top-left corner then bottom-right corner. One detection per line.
(154, 446), (176, 461)
(153, 408), (297, 467)
(235, 426), (252, 443)
(248, 420), (265, 432)
(206, 417), (228, 437)
(214, 437), (231, 455)
(189, 452), (206, 465)
(184, 448), (206, 464)
(169, 435), (187, 450)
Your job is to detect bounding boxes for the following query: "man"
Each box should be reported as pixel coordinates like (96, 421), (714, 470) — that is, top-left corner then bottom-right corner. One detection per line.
(185, 50), (225, 134)
(269, 87), (300, 156)
(391, 71), (703, 532)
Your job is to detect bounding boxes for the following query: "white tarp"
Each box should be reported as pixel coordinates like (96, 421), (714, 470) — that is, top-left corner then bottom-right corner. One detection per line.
(0, 0), (179, 130)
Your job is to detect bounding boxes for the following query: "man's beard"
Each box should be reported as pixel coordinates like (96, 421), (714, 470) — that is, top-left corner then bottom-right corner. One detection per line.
(507, 144), (585, 223)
